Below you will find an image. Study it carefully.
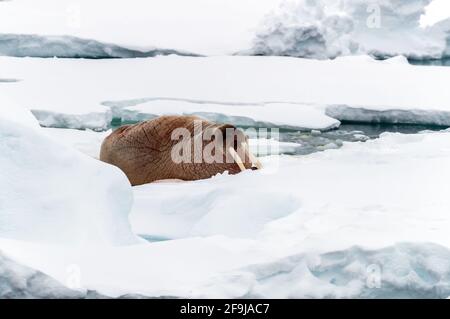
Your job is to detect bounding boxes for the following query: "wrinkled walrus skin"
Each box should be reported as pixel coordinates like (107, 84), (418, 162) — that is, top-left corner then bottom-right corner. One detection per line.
(100, 116), (258, 186)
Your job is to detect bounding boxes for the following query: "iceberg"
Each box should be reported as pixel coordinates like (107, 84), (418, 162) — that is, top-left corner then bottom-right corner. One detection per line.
(248, 0), (450, 60)
(118, 100), (340, 131)
(0, 106), (138, 245)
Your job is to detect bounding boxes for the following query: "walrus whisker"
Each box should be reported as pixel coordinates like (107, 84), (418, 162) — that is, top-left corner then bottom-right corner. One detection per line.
(228, 147), (246, 172)
(241, 142), (263, 170)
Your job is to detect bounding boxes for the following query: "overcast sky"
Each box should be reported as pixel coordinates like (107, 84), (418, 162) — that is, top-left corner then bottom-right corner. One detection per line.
(421, 0), (450, 26)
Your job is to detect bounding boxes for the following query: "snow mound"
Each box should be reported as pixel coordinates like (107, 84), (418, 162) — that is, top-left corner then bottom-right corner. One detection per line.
(0, 110), (138, 245)
(0, 34), (200, 58)
(42, 128), (109, 159)
(132, 179), (301, 239)
(202, 243), (450, 299)
(249, 0), (450, 60)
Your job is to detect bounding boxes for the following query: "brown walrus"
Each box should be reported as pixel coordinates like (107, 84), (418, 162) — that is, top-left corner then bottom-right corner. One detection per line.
(100, 115), (261, 186)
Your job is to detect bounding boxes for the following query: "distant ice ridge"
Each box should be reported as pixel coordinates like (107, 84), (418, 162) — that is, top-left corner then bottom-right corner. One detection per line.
(0, 34), (200, 58)
(201, 243), (450, 299)
(0, 105), (138, 245)
(248, 0), (450, 60)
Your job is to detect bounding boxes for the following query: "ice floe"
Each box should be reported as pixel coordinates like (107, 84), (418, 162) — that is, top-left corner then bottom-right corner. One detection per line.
(120, 100), (340, 131)
(1, 55), (450, 130)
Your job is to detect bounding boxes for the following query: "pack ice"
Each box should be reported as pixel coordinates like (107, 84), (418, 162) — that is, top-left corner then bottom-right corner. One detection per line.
(1, 55), (450, 131)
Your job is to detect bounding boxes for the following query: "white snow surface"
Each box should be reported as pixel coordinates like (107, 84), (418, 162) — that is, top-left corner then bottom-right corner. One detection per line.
(0, 107), (138, 245)
(1, 129), (450, 298)
(1, 55), (450, 130)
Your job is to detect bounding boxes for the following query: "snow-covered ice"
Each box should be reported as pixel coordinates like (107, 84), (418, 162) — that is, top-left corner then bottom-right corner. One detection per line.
(1, 1), (450, 297)
(1, 55), (450, 130)
(0, 106), (138, 245)
(1, 129), (450, 298)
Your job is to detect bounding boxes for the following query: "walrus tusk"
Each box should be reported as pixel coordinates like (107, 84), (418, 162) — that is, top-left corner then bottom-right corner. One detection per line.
(228, 147), (246, 172)
(241, 142), (263, 170)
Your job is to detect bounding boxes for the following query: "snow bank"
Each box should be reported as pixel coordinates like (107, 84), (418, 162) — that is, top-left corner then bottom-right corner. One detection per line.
(0, 109), (138, 245)
(31, 109), (112, 131)
(249, 0), (450, 60)
(2, 55), (450, 130)
(0, 34), (199, 58)
(2, 130), (450, 297)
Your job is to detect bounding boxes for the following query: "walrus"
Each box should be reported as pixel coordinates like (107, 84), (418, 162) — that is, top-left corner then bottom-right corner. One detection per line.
(100, 115), (262, 186)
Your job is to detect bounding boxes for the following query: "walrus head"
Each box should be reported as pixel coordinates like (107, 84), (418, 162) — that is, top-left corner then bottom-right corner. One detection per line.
(100, 116), (262, 186)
